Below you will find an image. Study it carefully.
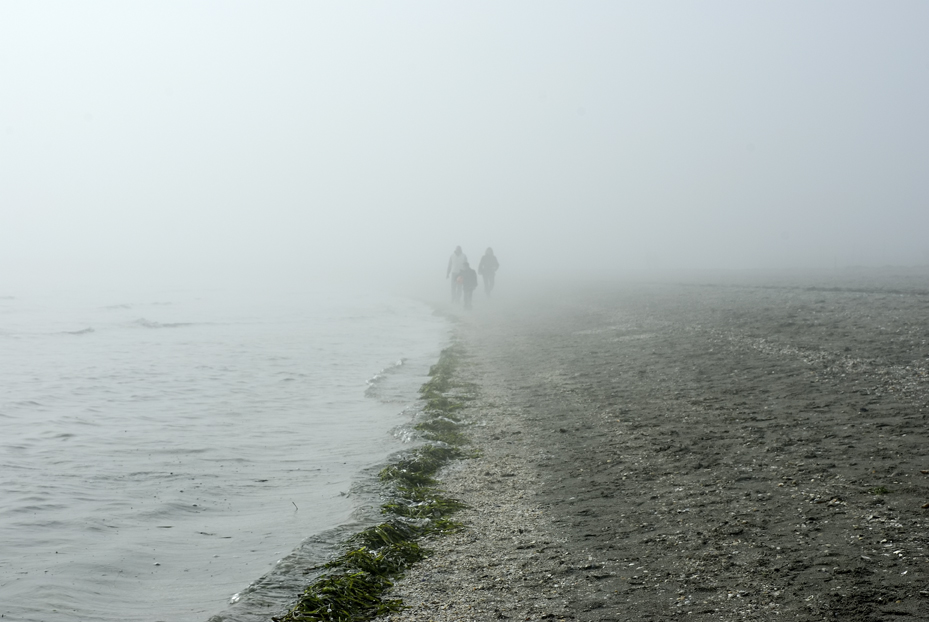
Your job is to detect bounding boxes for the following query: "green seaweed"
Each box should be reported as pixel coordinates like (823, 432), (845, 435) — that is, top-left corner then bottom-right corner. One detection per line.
(382, 490), (468, 521)
(419, 345), (471, 397)
(273, 572), (402, 621)
(422, 396), (461, 416)
(379, 444), (465, 487)
(275, 344), (472, 622)
(415, 428), (467, 446)
(330, 540), (427, 576)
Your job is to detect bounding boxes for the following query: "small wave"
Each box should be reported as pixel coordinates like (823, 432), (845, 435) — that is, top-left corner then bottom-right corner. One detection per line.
(103, 303), (133, 310)
(45, 432), (76, 440)
(133, 318), (193, 329)
(274, 371), (307, 378)
(64, 327), (95, 335)
(364, 359), (406, 397)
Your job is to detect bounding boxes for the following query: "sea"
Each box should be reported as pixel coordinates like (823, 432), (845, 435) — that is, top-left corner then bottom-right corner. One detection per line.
(0, 287), (450, 622)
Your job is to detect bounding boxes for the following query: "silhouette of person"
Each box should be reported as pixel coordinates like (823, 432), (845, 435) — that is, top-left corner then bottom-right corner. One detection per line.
(477, 247), (499, 295)
(446, 246), (468, 303)
(461, 260), (478, 309)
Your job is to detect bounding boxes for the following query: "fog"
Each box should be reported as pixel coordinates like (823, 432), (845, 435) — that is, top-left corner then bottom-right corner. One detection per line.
(2, 2), (927, 296)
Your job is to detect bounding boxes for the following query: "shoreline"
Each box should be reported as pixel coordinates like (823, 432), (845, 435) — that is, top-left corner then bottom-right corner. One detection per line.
(265, 346), (474, 622)
(376, 278), (929, 621)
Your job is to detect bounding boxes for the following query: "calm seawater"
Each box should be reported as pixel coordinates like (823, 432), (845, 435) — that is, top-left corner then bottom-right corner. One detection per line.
(0, 288), (448, 622)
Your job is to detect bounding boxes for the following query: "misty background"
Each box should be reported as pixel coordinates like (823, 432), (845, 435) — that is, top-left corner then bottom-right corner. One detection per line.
(2, 2), (927, 296)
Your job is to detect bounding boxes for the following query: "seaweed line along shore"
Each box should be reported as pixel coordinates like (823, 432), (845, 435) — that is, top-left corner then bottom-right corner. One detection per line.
(271, 345), (476, 621)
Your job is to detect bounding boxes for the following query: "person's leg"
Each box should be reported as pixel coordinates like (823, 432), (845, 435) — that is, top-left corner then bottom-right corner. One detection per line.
(486, 273), (495, 295)
(453, 273), (463, 303)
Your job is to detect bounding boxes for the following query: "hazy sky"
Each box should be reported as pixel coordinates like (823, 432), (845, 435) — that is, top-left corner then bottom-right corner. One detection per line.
(2, 2), (927, 293)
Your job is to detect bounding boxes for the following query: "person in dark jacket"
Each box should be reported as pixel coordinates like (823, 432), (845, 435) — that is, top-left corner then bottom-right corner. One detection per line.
(460, 260), (478, 309)
(477, 248), (499, 295)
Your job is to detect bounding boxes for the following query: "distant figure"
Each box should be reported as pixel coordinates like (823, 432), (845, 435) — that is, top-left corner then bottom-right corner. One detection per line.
(477, 247), (500, 295)
(446, 246), (468, 303)
(460, 260), (478, 309)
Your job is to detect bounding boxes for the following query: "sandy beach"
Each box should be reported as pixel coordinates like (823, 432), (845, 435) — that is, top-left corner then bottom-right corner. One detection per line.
(377, 272), (929, 622)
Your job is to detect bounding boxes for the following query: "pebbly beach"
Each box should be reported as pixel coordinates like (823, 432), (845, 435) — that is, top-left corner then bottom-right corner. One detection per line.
(373, 272), (929, 622)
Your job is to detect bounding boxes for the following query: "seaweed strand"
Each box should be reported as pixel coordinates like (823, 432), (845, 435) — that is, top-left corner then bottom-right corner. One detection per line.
(274, 345), (472, 622)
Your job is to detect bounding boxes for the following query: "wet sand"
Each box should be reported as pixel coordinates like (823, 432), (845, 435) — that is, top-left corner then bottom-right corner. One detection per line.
(379, 273), (929, 621)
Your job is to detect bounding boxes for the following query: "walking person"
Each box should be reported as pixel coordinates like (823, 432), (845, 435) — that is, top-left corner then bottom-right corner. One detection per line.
(446, 246), (468, 303)
(461, 260), (478, 309)
(477, 247), (499, 296)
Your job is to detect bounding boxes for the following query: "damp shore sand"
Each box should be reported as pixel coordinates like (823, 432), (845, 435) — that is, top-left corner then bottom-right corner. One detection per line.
(377, 274), (929, 622)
